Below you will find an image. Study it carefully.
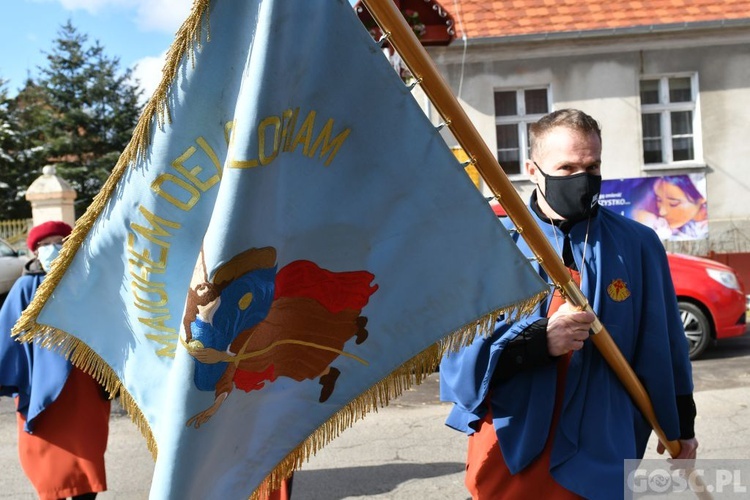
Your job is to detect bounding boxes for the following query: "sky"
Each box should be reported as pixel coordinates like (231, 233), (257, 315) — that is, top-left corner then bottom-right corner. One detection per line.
(0, 0), (198, 98)
(0, 0), (361, 99)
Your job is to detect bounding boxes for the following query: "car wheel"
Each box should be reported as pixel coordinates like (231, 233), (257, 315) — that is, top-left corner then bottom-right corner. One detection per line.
(679, 302), (711, 360)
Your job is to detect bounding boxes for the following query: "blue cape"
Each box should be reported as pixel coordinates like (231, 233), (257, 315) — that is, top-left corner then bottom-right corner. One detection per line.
(440, 207), (693, 499)
(0, 273), (73, 433)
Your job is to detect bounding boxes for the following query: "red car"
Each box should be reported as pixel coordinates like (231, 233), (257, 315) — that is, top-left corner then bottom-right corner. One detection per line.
(489, 200), (747, 359)
(667, 253), (747, 359)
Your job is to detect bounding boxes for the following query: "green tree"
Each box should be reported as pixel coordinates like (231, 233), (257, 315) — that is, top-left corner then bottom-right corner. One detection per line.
(36, 20), (144, 215)
(0, 78), (48, 219)
(0, 79), (17, 215)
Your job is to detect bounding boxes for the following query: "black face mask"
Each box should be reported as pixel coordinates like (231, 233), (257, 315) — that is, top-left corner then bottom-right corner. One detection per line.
(535, 163), (602, 222)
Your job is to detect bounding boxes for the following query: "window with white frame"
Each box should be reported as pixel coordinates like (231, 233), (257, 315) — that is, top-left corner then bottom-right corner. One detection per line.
(640, 75), (700, 166)
(494, 88), (549, 176)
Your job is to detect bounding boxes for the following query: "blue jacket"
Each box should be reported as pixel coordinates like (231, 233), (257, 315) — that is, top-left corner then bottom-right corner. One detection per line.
(440, 206), (693, 499)
(0, 265), (73, 433)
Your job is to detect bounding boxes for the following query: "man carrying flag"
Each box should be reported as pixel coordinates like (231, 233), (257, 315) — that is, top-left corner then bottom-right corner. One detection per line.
(440, 109), (698, 499)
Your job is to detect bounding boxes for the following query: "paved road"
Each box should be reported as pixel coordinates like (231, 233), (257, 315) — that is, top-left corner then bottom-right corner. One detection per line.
(689, 333), (750, 392)
(1, 332), (748, 499)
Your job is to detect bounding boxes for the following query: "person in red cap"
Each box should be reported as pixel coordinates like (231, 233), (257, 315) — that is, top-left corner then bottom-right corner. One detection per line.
(1, 220), (111, 500)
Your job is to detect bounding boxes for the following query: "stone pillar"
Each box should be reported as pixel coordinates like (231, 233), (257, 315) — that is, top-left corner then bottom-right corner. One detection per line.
(25, 165), (77, 227)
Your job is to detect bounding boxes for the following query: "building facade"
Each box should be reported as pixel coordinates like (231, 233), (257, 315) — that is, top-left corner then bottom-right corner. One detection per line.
(410, 0), (750, 283)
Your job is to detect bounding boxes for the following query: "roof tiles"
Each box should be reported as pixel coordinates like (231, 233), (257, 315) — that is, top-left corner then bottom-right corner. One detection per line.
(448, 0), (750, 39)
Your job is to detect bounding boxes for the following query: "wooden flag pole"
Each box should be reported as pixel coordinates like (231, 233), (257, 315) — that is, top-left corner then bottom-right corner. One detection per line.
(361, 0), (682, 458)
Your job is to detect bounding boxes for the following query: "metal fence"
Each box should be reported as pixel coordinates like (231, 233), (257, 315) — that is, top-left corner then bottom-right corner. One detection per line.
(0, 219), (33, 249)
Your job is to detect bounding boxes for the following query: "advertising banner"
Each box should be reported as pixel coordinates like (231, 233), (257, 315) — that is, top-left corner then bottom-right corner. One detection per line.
(600, 174), (708, 241)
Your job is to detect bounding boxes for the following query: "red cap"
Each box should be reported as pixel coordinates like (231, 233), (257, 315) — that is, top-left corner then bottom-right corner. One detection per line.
(27, 221), (73, 251)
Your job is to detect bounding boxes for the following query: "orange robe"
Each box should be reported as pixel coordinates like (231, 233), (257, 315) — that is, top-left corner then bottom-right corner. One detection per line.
(465, 270), (583, 499)
(16, 367), (110, 500)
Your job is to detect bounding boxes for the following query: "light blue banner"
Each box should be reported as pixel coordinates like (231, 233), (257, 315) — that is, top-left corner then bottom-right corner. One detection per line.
(34, 0), (547, 497)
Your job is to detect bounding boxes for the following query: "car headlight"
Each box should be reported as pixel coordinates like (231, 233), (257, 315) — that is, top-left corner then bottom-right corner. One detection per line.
(706, 268), (742, 292)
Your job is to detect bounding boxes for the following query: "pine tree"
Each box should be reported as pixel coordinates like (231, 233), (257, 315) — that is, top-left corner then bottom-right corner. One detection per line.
(0, 79), (47, 219)
(0, 80), (17, 215)
(11, 80), (54, 219)
(35, 21), (144, 215)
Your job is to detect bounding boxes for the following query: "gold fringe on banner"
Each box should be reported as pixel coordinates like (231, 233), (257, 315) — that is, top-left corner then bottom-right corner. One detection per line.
(12, 0), (212, 458)
(248, 290), (547, 500)
(13, 325), (159, 458)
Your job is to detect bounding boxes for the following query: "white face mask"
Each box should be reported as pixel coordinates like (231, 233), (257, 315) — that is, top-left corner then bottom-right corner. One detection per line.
(37, 243), (63, 272)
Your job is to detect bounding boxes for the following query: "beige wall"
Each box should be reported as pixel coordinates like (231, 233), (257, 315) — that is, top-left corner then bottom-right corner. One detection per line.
(427, 29), (750, 252)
